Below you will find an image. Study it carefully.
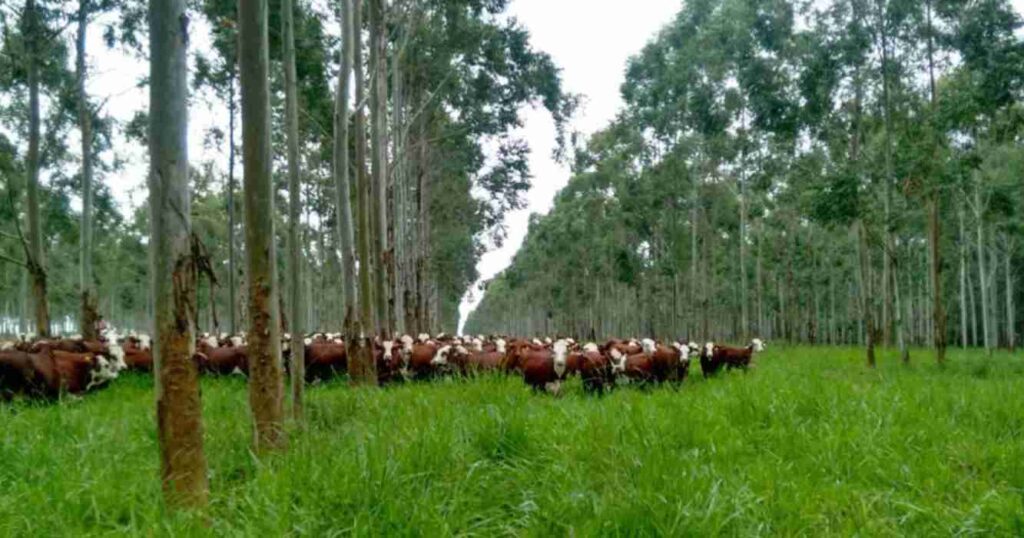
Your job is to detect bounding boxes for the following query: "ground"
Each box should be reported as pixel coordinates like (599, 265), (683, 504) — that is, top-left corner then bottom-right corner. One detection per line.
(2, 346), (1023, 536)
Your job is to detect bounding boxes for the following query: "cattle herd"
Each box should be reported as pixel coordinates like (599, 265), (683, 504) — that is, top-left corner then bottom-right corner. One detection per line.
(0, 330), (765, 401)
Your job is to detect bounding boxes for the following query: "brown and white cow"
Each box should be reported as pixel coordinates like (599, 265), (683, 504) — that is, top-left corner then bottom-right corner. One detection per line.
(521, 339), (569, 395)
(0, 348), (122, 400)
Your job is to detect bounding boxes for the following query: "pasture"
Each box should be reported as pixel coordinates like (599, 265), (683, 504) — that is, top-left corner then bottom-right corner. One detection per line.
(2, 346), (1023, 536)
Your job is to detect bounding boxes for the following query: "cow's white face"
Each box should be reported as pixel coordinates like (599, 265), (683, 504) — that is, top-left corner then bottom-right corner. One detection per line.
(705, 342), (715, 358)
(553, 340), (569, 378)
(673, 342), (690, 363)
(417, 333), (430, 343)
(495, 339), (507, 354)
(139, 334), (151, 350)
(583, 342), (599, 353)
(688, 342), (700, 355)
(383, 340), (395, 362)
(532, 338), (543, 346)
(219, 332), (229, 340)
(106, 341), (128, 371)
(641, 338), (656, 355)
(752, 338), (765, 352)
(544, 337), (553, 345)
(230, 336), (244, 348)
(204, 336), (219, 349)
(471, 338), (483, 352)
(303, 337), (313, 346)
(87, 356), (120, 391)
(431, 345), (451, 366)
(609, 348), (626, 374)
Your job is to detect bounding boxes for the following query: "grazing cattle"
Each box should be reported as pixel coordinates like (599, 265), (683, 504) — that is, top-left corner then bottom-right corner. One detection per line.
(578, 343), (613, 394)
(521, 339), (569, 395)
(699, 342), (724, 378)
(375, 340), (404, 385)
(611, 347), (656, 385)
(407, 341), (444, 380)
(305, 341), (347, 382)
(198, 344), (249, 376)
(709, 339), (765, 372)
(0, 348), (121, 400)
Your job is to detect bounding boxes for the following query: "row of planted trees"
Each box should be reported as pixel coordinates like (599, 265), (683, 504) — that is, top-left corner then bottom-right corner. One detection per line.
(466, 0), (1024, 364)
(2, 0), (572, 509)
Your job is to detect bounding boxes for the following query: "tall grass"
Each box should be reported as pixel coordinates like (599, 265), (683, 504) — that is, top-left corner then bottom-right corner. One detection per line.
(1, 346), (1023, 536)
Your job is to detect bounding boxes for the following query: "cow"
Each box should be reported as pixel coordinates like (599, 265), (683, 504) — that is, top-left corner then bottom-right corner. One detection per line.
(709, 339), (765, 372)
(0, 348), (121, 401)
(305, 340), (347, 382)
(407, 340), (445, 380)
(521, 339), (569, 395)
(577, 342), (613, 394)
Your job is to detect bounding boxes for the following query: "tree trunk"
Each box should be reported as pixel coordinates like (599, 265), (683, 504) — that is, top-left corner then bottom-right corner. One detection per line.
(149, 0), (208, 508)
(350, 0), (378, 384)
(1006, 236), (1016, 352)
(283, 0), (305, 422)
(369, 0), (389, 338)
(333, 0), (358, 334)
(974, 185), (991, 355)
(23, 0), (49, 337)
(76, 0), (99, 340)
(228, 68), (238, 336)
(857, 221), (876, 367)
(239, 0), (287, 450)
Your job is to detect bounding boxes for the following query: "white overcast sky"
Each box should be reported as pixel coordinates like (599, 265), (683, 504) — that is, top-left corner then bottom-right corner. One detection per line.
(29, 0), (1024, 333)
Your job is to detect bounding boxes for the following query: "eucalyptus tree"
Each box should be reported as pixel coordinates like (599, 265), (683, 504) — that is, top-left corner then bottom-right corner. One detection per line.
(238, 0), (286, 451)
(148, 0), (208, 508)
(282, 0), (304, 419)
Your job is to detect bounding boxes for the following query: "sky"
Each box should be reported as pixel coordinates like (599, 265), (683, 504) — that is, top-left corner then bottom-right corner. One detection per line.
(456, 0), (684, 332)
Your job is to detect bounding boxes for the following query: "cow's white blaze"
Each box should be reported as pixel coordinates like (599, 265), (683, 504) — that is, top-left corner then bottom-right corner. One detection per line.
(705, 342), (715, 359)
(230, 336), (244, 348)
(107, 341), (127, 371)
(417, 333), (430, 343)
(672, 342), (689, 363)
(431, 345), (452, 365)
(583, 342), (599, 353)
(204, 336), (219, 349)
(87, 356), (120, 390)
(382, 340), (395, 362)
(532, 338), (543, 346)
(303, 337), (313, 346)
(610, 348), (626, 374)
(641, 338), (656, 355)
(553, 339), (569, 378)
(139, 334), (151, 350)
(495, 338), (507, 354)
(752, 338), (765, 352)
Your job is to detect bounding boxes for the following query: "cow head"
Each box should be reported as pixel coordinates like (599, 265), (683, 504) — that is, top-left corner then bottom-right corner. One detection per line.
(431, 345), (452, 366)
(687, 342), (700, 355)
(583, 342), (599, 353)
(609, 348), (626, 374)
(417, 333), (430, 344)
(553, 339), (569, 378)
(204, 335), (219, 349)
(87, 355), (121, 391)
(751, 338), (765, 352)
(495, 338), (507, 354)
(704, 342), (715, 359)
(641, 338), (656, 355)
(382, 340), (396, 363)
(470, 338), (483, 352)
(672, 342), (689, 363)
(138, 334), (152, 350)
(230, 336), (244, 348)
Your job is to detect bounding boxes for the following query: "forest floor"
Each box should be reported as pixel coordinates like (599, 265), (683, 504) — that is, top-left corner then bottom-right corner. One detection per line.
(2, 346), (1024, 536)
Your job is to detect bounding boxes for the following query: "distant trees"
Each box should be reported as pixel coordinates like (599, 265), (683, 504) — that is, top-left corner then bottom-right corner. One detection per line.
(465, 0), (1024, 364)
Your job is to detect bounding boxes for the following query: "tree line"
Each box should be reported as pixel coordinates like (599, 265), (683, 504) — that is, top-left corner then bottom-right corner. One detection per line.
(1, 0), (571, 508)
(465, 0), (1024, 365)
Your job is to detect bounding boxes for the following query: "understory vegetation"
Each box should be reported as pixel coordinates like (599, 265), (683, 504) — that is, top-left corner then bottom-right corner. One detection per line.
(2, 347), (1023, 536)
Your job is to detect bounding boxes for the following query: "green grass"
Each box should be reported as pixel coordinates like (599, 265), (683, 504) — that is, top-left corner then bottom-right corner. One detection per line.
(2, 346), (1024, 536)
